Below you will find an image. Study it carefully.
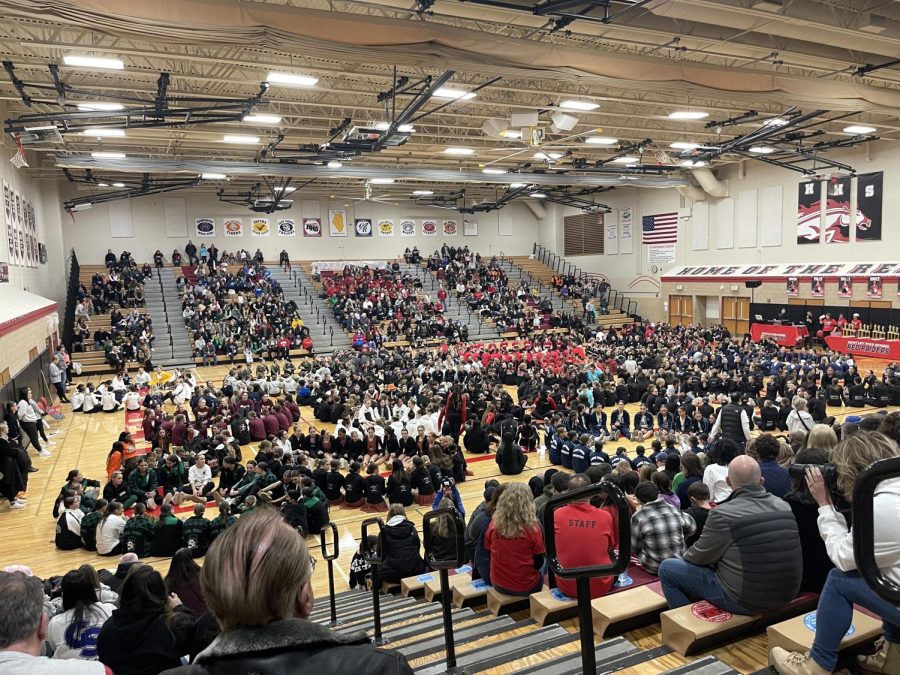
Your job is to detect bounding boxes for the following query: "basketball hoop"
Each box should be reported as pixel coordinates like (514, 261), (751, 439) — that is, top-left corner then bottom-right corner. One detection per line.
(10, 134), (28, 169)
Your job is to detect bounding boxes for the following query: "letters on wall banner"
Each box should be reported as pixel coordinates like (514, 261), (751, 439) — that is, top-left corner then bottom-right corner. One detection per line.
(377, 219), (394, 237)
(303, 218), (322, 237)
(422, 219), (438, 237)
(399, 219), (416, 237)
(328, 210), (347, 237)
(354, 219), (372, 237)
(276, 218), (296, 236)
(662, 261), (900, 282)
(195, 217), (215, 237)
(796, 174), (883, 245)
(251, 218), (270, 236)
(223, 218), (243, 237)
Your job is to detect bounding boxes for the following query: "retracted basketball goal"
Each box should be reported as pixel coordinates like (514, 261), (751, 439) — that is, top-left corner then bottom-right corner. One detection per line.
(10, 134), (28, 169)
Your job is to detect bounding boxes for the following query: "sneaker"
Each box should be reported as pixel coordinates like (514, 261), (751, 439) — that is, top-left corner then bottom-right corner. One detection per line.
(770, 648), (831, 675)
(37, 449), (52, 457)
(858, 638), (900, 674)
(27, 467), (39, 473)
(45, 440), (56, 446)
(10, 500), (26, 510)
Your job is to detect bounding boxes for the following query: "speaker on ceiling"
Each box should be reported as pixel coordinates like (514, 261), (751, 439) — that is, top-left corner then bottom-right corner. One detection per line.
(744, 280), (762, 288)
(510, 111), (539, 128)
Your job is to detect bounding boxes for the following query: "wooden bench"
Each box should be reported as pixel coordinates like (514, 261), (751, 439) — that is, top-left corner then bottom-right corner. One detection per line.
(661, 594), (819, 656)
(486, 586), (547, 616)
(423, 572), (471, 603)
(766, 608), (882, 666)
(530, 587), (579, 626)
(452, 577), (493, 608)
(400, 572), (436, 598)
(592, 582), (668, 638)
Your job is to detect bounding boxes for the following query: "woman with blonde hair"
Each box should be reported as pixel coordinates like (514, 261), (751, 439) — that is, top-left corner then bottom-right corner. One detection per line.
(162, 509), (413, 674)
(786, 396), (815, 436)
(484, 482), (545, 596)
(771, 431), (900, 675)
(802, 423), (838, 455)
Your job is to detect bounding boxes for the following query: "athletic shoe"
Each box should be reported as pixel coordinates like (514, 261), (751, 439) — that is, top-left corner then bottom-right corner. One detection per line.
(27, 467), (39, 473)
(770, 648), (831, 675)
(10, 500), (26, 509)
(858, 639), (900, 674)
(37, 449), (52, 457)
(15, 493), (27, 500)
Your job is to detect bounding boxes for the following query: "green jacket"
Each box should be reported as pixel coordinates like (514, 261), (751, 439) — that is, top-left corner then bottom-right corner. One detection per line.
(81, 511), (103, 550)
(182, 515), (212, 556)
(210, 513), (237, 541)
(123, 515), (155, 557)
(127, 468), (158, 495)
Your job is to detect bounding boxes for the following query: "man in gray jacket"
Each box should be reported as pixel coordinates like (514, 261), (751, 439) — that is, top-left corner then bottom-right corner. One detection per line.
(658, 455), (802, 614)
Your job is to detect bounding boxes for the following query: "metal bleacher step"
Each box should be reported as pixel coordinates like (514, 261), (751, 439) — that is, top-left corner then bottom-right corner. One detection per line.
(334, 600), (463, 634)
(511, 635), (639, 675)
(397, 616), (523, 660)
(309, 592), (411, 623)
(663, 656), (741, 675)
(377, 609), (491, 645)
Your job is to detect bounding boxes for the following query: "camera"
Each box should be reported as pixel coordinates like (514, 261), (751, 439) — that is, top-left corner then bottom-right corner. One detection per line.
(788, 463), (840, 496)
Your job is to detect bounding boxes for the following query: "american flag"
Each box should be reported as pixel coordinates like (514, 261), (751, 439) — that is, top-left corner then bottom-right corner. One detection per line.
(642, 213), (678, 244)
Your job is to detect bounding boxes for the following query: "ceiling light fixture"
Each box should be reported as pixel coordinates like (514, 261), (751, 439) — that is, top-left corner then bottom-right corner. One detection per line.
(444, 147), (475, 155)
(77, 102), (125, 112)
(274, 186), (297, 192)
(222, 134), (260, 144)
(482, 168), (507, 175)
(63, 55), (124, 70)
(266, 71), (319, 87)
(374, 122), (416, 133)
(433, 87), (476, 100)
(91, 151), (126, 159)
(585, 136), (618, 145)
(510, 183), (527, 188)
(534, 151), (562, 160)
(670, 142), (701, 150)
(749, 146), (776, 154)
(559, 100), (600, 111)
(81, 128), (125, 137)
(668, 111), (709, 120)
(112, 182), (125, 188)
(97, 183), (109, 187)
(530, 192), (547, 198)
(843, 125), (876, 134)
(242, 114), (282, 124)
(327, 160), (343, 168)
(201, 172), (227, 180)
(369, 178), (395, 184)
(412, 190), (433, 195)
(23, 124), (57, 132)
(761, 118), (788, 127)
(612, 156), (639, 164)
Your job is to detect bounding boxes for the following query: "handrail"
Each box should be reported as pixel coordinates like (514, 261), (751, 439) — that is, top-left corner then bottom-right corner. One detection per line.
(319, 522), (341, 626)
(361, 517), (386, 644)
(852, 456), (900, 605)
(542, 481), (632, 675)
(422, 506), (467, 670)
(62, 249), (80, 351)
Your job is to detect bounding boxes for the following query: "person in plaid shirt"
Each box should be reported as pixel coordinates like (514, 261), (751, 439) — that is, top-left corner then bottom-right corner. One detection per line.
(631, 481), (696, 574)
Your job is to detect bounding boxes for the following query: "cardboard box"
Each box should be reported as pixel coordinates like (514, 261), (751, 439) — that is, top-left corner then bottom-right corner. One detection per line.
(592, 583), (668, 638)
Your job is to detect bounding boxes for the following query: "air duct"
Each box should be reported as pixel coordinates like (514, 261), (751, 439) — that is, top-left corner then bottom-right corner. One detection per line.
(524, 199), (547, 219)
(691, 167), (728, 198)
(676, 184), (708, 201)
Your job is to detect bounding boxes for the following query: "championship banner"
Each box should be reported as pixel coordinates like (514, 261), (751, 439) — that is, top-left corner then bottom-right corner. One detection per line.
(14, 192), (23, 265)
(867, 276), (883, 299)
(3, 182), (12, 265)
(328, 210), (347, 237)
(303, 218), (322, 237)
(442, 219), (458, 236)
(856, 172), (883, 242)
(251, 218), (270, 236)
(195, 217), (215, 237)
(276, 218), (296, 236)
(422, 219), (438, 237)
(399, 219), (416, 237)
(223, 218), (243, 237)
(824, 175), (851, 243)
(463, 219), (478, 236)
(619, 207), (633, 254)
(796, 180), (822, 245)
(377, 219), (394, 237)
(354, 219), (372, 237)
(811, 275), (824, 297)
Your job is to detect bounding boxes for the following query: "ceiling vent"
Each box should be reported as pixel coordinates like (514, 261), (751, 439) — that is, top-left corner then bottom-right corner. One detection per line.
(860, 14), (888, 34)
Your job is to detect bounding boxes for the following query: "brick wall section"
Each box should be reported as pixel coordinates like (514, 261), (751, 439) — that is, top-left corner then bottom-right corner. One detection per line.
(0, 310), (59, 379)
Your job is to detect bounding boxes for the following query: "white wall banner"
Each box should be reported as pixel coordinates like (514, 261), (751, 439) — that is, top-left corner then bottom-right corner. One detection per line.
(691, 201), (709, 251)
(604, 210), (618, 255)
(662, 260), (900, 280)
(377, 219), (395, 237)
(109, 200), (134, 239)
(715, 197), (735, 249)
(648, 244), (676, 264)
(164, 197), (188, 238)
(760, 185), (783, 247)
(442, 219), (458, 236)
(328, 209), (348, 237)
(195, 217), (215, 237)
(223, 218), (243, 237)
(251, 218), (270, 236)
(463, 219), (478, 236)
(354, 219), (373, 237)
(619, 207), (633, 254)
(737, 189), (758, 248)
(422, 219), (438, 236)
(276, 218), (296, 236)
(399, 219), (416, 237)
(498, 210), (513, 237)
(303, 218), (322, 237)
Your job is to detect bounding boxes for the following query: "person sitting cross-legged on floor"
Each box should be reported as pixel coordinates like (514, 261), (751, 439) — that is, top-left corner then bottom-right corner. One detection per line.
(658, 455), (802, 615)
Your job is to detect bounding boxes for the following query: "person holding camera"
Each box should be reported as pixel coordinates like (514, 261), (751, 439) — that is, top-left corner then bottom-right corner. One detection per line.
(771, 431), (900, 675)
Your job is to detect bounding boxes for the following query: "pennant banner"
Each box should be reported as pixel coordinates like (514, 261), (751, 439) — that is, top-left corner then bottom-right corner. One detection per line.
(195, 217), (215, 237)
(303, 218), (322, 237)
(328, 209), (347, 237)
(377, 219), (395, 237)
(399, 219), (416, 237)
(856, 171), (883, 242)
(276, 218), (296, 236)
(811, 275), (824, 297)
(868, 276), (883, 299)
(223, 218), (243, 237)
(796, 180), (822, 244)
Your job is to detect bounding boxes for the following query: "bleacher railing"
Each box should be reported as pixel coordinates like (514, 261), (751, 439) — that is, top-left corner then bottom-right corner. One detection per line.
(422, 506), (467, 671)
(62, 249), (80, 351)
(531, 242), (639, 319)
(853, 457), (900, 604)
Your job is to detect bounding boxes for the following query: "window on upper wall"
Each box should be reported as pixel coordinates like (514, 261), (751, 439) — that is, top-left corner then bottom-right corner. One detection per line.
(563, 212), (604, 256)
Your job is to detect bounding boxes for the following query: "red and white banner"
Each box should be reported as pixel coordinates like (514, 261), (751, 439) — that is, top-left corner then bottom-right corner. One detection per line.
(825, 335), (900, 360)
(750, 323), (809, 347)
(663, 261), (900, 283)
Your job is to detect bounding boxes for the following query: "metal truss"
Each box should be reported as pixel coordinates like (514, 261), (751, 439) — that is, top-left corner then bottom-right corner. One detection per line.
(216, 178), (319, 214)
(62, 169), (201, 212)
(413, 183), (611, 213)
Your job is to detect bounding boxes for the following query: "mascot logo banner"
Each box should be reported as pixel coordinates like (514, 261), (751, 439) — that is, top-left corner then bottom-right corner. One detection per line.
(277, 218), (296, 236)
(400, 219), (416, 237)
(223, 218), (243, 237)
(422, 219), (438, 237)
(378, 219), (395, 237)
(195, 217), (215, 237)
(355, 219), (372, 237)
(303, 218), (322, 237)
(251, 218), (270, 236)
(328, 209), (347, 237)
(442, 219), (458, 236)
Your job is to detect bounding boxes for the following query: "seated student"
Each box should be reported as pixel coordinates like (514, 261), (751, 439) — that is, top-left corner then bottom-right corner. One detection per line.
(349, 536), (378, 590)
(658, 456), (802, 615)
(121, 502), (155, 558)
(684, 482), (712, 548)
(632, 404), (655, 441)
(484, 483), (546, 595)
(516, 415), (538, 452)
(174, 454), (214, 506)
(126, 458), (158, 511)
(410, 455), (436, 506)
(630, 481), (696, 574)
(340, 461), (366, 509)
(55, 495), (85, 550)
(362, 462), (387, 513)
(377, 504), (426, 584)
(80, 499), (107, 551)
(103, 470), (137, 510)
(386, 460), (414, 507)
(324, 459), (345, 506)
(301, 486), (329, 535)
(182, 503), (212, 558)
(209, 501), (237, 543)
(282, 490), (309, 535)
(149, 503), (184, 557)
(570, 434), (592, 474)
(753, 433), (791, 498)
(46, 566), (117, 662)
(96, 501), (128, 556)
(553, 473), (616, 599)
(547, 427), (564, 465)
(496, 432), (528, 476)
